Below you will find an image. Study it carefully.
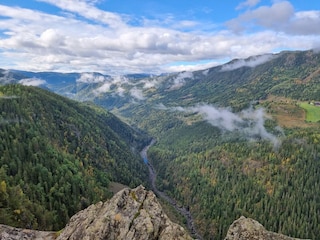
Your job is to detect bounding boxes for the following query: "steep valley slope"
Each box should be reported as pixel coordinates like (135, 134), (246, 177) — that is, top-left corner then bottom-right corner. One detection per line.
(1, 50), (320, 239)
(0, 84), (150, 231)
(73, 50), (320, 239)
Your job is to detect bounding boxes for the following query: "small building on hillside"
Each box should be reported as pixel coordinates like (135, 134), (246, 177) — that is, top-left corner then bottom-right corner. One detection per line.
(314, 102), (320, 106)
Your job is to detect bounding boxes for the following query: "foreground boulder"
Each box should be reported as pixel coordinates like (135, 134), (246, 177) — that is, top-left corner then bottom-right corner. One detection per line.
(57, 185), (192, 240)
(224, 216), (307, 240)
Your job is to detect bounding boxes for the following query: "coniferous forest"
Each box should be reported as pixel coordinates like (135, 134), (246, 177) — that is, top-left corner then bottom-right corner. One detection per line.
(0, 84), (149, 230)
(0, 50), (320, 239)
(98, 50), (320, 239)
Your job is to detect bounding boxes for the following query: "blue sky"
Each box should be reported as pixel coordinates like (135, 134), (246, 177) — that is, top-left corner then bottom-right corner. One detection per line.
(0, 0), (320, 74)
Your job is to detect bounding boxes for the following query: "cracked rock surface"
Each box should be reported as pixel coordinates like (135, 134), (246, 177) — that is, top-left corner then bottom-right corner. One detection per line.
(224, 216), (307, 240)
(57, 185), (192, 240)
(0, 224), (56, 240)
(1, 187), (307, 240)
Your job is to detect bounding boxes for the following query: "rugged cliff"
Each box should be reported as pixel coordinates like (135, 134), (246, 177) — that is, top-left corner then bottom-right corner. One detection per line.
(57, 185), (192, 240)
(0, 186), (308, 240)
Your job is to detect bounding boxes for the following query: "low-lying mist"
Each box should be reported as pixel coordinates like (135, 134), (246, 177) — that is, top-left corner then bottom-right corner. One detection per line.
(157, 103), (284, 149)
(220, 54), (276, 71)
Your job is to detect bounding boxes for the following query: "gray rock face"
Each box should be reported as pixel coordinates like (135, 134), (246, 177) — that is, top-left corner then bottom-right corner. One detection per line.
(224, 216), (307, 240)
(57, 185), (192, 240)
(0, 188), (308, 240)
(0, 224), (56, 240)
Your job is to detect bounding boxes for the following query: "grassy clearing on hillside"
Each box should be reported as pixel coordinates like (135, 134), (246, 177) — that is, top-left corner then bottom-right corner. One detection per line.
(261, 96), (308, 128)
(299, 102), (320, 122)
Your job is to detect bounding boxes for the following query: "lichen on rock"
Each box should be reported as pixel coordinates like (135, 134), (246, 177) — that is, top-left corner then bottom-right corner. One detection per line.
(224, 216), (308, 240)
(57, 185), (192, 240)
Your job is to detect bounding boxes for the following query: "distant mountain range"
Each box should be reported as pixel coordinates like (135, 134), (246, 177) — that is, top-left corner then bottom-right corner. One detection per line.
(1, 49), (320, 239)
(1, 50), (319, 112)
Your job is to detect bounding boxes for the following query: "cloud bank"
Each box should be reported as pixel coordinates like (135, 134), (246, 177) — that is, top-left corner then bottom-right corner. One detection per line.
(130, 87), (145, 100)
(0, 1), (319, 74)
(220, 54), (276, 71)
(76, 73), (109, 83)
(170, 72), (194, 89)
(93, 75), (129, 95)
(19, 78), (46, 86)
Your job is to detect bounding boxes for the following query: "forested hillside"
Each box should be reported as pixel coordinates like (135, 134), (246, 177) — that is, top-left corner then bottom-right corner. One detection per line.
(104, 50), (320, 239)
(140, 51), (320, 239)
(0, 84), (149, 231)
(1, 50), (320, 239)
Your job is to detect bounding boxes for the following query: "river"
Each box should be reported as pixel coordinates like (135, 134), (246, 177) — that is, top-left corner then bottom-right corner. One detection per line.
(140, 140), (202, 240)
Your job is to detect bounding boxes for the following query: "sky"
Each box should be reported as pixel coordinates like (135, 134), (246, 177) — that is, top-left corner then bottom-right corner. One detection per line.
(0, 0), (320, 74)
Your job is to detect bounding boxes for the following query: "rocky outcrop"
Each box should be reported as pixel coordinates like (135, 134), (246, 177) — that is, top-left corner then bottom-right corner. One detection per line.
(224, 216), (307, 240)
(0, 188), (308, 240)
(57, 185), (192, 240)
(0, 224), (56, 240)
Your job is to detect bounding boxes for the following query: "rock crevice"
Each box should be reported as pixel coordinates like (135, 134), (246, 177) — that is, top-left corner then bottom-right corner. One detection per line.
(56, 185), (192, 240)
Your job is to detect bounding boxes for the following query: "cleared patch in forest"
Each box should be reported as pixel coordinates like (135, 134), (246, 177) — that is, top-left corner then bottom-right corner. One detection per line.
(260, 96), (312, 128)
(299, 102), (320, 122)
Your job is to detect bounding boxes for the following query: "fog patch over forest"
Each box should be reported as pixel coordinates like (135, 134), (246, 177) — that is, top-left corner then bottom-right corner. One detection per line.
(170, 71), (194, 90)
(220, 54), (277, 71)
(158, 103), (284, 148)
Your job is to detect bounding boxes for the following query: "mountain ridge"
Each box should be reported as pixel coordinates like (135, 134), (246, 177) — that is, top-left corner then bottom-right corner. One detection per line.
(1, 49), (320, 239)
(2, 50), (319, 112)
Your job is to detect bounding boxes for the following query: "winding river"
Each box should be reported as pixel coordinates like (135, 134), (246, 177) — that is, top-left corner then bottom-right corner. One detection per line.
(141, 140), (202, 240)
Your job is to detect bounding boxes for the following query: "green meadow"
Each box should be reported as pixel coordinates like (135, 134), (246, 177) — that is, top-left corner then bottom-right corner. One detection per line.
(299, 102), (320, 122)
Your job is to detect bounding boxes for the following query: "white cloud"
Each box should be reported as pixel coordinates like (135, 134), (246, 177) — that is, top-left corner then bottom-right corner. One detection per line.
(167, 61), (220, 73)
(228, 1), (320, 36)
(37, 0), (126, 29)
(202, 69), (210, 76)
(220, 54), (276, 71)
(287, 11), (320, 35)
(170, 71), (193, 89)
(94, 82), (112, 95)
(92, 75), (130, 95)
(19, 78), (46, 86)
(111, 75), (129, 85)
(142, 79), (160, 89)
(227, 1), (294, 33)
(76, 73), (107, 83)
(0, 1), (319, 74)
(192, 105), (243, 131)
(130, 87), (145, 100)
(116, 86), (125, 97)
(40, 29), (65, 47)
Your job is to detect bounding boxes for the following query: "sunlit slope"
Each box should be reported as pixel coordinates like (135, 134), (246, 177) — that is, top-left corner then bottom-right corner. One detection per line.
(299, 102), (320, 122)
